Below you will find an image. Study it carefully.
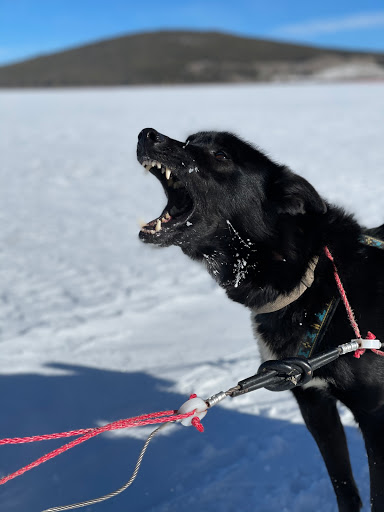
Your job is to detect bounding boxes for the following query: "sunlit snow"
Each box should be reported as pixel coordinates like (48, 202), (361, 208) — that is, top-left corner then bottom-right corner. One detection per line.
(0, 83), (383, 511)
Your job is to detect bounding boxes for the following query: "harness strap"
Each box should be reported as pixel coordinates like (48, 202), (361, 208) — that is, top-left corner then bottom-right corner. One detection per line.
(297, 297), (339, 357)
(298, 233), (384, 357)
(360, 234), (384, 250)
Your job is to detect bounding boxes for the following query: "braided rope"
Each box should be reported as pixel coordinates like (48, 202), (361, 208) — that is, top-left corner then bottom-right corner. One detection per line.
(0, 410), (176, 447)
(0, 410), (195, 486)
(324, 246), (361, 339)
(324, 246), (383, 358)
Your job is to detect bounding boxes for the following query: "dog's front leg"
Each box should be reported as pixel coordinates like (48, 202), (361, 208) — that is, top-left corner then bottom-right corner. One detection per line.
(293, 387), (362, 512)
(354, 408), (384, 512)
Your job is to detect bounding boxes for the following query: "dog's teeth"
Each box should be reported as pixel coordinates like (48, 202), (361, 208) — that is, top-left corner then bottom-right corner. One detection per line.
(165, 168), (171, 180)
(161, 167), (165, 174)
(152, 160), (157, 168)
(155, 219), (162, 232)
(165, 212), (171, 219)
(156, 162), (161, 169)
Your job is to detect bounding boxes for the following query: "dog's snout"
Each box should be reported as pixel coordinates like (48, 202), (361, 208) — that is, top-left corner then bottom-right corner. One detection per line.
(138, 128), (166, 145)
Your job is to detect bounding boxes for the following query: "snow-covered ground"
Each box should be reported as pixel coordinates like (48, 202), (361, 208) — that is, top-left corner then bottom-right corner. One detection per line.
(0, 83), (383, 512)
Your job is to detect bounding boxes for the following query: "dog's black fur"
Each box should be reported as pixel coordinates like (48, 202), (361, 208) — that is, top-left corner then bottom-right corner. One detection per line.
(137, 128), (384, 511)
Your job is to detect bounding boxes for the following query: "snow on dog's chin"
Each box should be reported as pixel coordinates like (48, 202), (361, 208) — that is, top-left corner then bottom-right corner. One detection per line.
(138, 157), (195, 244)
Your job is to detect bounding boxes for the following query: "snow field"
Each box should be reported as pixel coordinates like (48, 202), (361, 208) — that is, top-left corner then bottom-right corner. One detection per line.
(0, 82), (383, 511)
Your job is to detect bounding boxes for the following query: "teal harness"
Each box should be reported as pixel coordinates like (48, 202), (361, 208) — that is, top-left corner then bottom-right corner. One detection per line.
(297, 234), (384, 358)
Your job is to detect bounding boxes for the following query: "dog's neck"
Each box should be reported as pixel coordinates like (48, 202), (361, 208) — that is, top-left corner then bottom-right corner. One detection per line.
(251, 256), (319, 314)
(189, 233), (320, 313)
(184, 206), (362, 314)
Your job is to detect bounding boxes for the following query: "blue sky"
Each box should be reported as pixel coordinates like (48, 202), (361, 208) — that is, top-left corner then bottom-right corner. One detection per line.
(1, 0), (384, 65)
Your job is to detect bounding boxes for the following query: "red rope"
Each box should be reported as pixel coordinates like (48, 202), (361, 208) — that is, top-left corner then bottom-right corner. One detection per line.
(354, 331), (384, 358)
(324, 246), (361, 339)
(354, 331), (373, 359)
(191, 417), (204, 432)
(324, 246), (382, 358)
(0, 410), (178, 446)
(0, 408), (199, 486)
(188, 394), (204, 432)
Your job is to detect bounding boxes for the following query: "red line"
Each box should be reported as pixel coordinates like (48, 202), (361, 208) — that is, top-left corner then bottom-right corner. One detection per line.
(324, 246), (361, 339)
(0, 409), (196, 485)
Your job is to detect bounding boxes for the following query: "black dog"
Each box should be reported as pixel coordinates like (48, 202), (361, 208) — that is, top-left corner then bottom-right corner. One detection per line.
(137, 128), (384, 511)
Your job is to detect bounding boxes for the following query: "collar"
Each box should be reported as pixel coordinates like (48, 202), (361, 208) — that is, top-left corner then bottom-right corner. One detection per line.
(252, 256), (319, 314)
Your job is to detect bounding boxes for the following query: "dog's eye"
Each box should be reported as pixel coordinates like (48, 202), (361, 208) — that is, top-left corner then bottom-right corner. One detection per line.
(214, 151), (229, 161)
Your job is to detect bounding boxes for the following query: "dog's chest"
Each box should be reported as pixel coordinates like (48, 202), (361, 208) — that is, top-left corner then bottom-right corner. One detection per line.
(251, 313), (330, 390)
(251, 313), (279, 361)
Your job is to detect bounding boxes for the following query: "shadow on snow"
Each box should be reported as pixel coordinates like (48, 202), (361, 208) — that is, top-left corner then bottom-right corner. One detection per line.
(0, 364), (369, 512)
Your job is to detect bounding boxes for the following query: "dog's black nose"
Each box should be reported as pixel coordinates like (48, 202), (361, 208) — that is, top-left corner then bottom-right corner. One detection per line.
(138, 128), (166, 145)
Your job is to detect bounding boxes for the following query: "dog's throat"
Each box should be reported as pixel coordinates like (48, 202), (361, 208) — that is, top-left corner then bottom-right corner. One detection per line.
(252, 256), (319, 314)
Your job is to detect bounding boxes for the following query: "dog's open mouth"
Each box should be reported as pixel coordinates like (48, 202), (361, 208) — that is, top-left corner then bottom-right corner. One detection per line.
(139, 159), (194, 239)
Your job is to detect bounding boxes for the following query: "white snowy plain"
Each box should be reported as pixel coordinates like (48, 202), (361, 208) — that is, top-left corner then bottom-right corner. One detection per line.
(0, 82), (384, 512)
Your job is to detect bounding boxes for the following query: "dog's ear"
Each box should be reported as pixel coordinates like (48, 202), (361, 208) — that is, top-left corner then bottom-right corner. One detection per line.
(271, 168), (327, 216)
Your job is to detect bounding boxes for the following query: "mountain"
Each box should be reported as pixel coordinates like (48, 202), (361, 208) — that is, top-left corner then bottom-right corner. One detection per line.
(0, 30), (383, 87)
